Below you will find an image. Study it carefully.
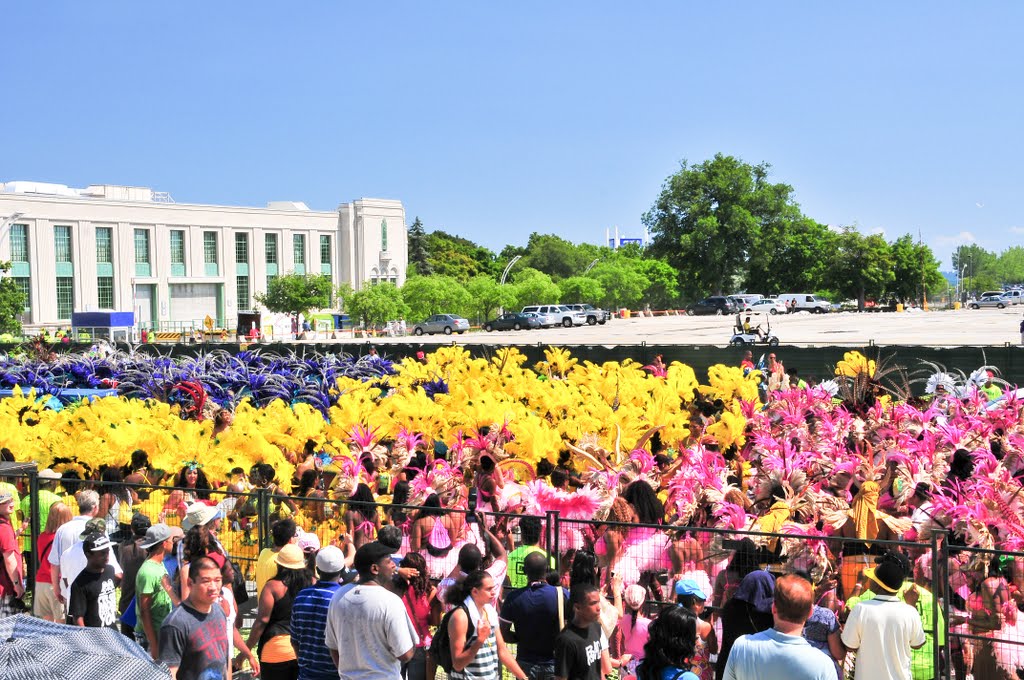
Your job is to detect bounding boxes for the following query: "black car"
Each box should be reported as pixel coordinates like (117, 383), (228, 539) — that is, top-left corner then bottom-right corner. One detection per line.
(482, 312), (541, 331)
(685, 296), (737, 316)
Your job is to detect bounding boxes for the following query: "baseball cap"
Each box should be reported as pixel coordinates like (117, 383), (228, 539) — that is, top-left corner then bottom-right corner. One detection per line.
(84, 533), (113, 553)
(38, 468), (62, 481)
(316, 545), (346, 574)
(297, 530), (321, 553)
(0, 491), (12, 505)
(353, 542), (394, 573)
(139, 523), (174, 550)
(675, 578), (708, 601)
(131, 513), (153, 537)
(79, 518), (107, 538)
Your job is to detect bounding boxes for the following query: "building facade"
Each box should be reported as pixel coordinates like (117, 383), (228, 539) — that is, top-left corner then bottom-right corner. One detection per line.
(0, 181), (407, 329)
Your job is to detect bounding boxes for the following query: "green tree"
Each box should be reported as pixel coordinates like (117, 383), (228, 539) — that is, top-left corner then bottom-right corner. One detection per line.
(826, 228), (895, 310)
(400, 275), (471, 322)
(465, 275), (517, 322)
(558, 276), (606, 305)
(518, 233), (591, 281)
(334, 282), (354, 313)
(746, 217), (835, 295)
(0, 262), (27, 335)
(347, 283), (409, 329)
(888, 235), (947, 303)
(995, 246), (1024, 286)
(425, 231), (498, 282)
(953, 244), (998, 296)
(634, 258), (680, 309)
(591, 260), (649, 310)
(510, 268), (561, 309)
(644, 154), (806, 299)
(254, 273), (333, 322)
(407, 217), (432, 276)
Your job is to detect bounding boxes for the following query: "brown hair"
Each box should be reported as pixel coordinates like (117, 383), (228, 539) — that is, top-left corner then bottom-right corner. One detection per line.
(773, 574), (813, 624)
(44, 502), (73, 534)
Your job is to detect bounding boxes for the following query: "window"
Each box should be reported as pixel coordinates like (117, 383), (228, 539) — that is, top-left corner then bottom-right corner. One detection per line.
(97, 276), (114, 308)
(56, 277), (74, 319)
(381, 219), (388, 251)
(266, 274), (277, 289)
(10, 224), (28, 262)
(54, 226), (72, 263)
(170, 231), (185, 263)
(96, 228), (113, 263)
(203, 232), (219, 275)
(320, 235), (331, 264)
(13, 277), (30, 314)
(235, 233), (249, 264)
(236, 276), (250, 311)
(134, 229), (150, 264)
(293, 234), (305, 264)
(265, 234), (278, 264)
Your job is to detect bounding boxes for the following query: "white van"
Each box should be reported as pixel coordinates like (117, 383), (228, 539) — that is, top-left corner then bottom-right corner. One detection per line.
(777, 293), (832, 314)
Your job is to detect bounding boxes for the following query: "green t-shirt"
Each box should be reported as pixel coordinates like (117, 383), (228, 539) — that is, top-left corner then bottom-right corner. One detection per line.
(136, 559), (173, 634)
(20, 489), (62, 551)
(507, 545), (547, 589)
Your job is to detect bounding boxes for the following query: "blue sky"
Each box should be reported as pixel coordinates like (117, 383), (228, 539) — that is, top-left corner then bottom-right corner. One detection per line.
(4, 3), (1022, 267)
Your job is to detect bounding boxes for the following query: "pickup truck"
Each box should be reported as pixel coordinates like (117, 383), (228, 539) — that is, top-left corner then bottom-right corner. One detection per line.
(566, 303), (611, 325)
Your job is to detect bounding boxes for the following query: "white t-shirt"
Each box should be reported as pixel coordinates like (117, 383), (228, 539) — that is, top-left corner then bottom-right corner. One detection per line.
(49, 516), (88, 567)
(58, 541), (122, 601)
(841, 594), (926, 680)
(325, 583), (419, 680)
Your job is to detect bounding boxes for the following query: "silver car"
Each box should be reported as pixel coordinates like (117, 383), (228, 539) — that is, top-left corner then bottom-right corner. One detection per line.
(412, 314), (470, 335)
(969, 295), (1010, 309)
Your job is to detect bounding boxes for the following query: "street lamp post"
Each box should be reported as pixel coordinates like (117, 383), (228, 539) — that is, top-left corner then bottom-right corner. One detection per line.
(498, 255), (521, 316)
(584, 258), (599, 275)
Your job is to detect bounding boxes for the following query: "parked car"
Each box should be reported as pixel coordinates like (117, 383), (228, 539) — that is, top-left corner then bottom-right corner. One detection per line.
(412, 314), (470, 335)
(749, 298), (787, 315)
(969, 295), (1010, 309)
(728, 296), (752, 312)
(1004, 290), (1023, 305)
(482, 312), (540, 331)
(521, 305), (582, 328)
(565, 303), (611, 325)
(685, 296), (736, 316)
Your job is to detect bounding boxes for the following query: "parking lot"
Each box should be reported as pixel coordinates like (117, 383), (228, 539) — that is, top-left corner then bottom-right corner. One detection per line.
(351, 307), (1024, 348)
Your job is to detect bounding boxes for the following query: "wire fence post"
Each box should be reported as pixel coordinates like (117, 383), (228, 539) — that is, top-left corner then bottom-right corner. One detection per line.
(27, 468), (39, 597)
(257, 487), (271, 551)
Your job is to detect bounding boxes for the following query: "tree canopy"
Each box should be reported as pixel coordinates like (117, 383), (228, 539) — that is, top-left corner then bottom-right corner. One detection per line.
(348, 283), (409, 329)
(0, 262), (27, 335)
(254, 273), (332, 320)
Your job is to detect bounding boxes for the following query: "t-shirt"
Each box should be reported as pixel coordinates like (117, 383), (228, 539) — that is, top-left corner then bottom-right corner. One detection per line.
(291, 581), (342, 680)
(255, 547), (279, 595)
(722, 628), (838, 680)
(506, 545), (546, 589)
(658, 667), (699, 680)
(68, 565), (118, 629)
(20, 488), (60, 552)
(59, 540), (122, 602)
(159, 602), (229, 680)
(119, 539), (147, 613)
(554, 622), (607, 680)
(325, 583), (418, 680)
(841, 595), (926, 680)
(135, 559), (173, 635)
(0, 518), (19, 597)
(49, 516), (89, 567)
(500, 582), (570, 663)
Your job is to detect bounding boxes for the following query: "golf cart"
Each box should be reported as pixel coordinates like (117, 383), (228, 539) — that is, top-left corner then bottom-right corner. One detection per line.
(729, 318), (779, 347)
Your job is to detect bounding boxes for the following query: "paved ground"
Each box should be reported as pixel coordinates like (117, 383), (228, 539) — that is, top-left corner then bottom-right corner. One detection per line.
(330, 307), (1024, 348)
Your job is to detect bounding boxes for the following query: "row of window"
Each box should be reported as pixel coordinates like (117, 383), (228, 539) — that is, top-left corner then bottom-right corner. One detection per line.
(9, 225), (333, 272)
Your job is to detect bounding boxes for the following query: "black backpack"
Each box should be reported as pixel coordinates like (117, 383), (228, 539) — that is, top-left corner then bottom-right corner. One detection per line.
(428, 603), (473, 674)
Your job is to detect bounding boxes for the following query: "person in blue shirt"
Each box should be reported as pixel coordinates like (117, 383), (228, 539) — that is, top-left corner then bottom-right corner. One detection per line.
(722, 574), (838, 680)
(636, 605), (700, 680)
(291, 546), (348, 680)
(501, 551), (570, 679)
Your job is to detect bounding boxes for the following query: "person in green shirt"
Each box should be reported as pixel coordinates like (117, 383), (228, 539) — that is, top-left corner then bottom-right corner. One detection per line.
(507, 516), (549, 589)
(20, 469), (63, 553)
(980, 371), (1003, 401)
(136, 523), (181, 660)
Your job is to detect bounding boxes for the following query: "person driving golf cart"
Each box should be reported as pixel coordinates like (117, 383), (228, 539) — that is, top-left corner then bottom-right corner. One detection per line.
(743, 315), (764, 341)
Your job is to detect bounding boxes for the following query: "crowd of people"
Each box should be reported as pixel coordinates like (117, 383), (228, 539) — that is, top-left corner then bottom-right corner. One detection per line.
(1, 348), (1024, 679)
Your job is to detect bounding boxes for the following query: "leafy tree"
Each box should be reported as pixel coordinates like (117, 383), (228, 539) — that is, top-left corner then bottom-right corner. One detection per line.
(425, 231), (498, 282)
(509, 268), (561, 309)
(407, 217), (432, 276)
(952, 244), (998, 297)
(0, 262), (27, 335)
(400, 275), (471, 322)
(465, 275), (517, 322)
(558, 276), (606, 305)
(746, 217), (835, 295)
(888, 235), (946, 303)
(334, 282), (354, 313)
(995, 246), (1024, 286)
(518, 233), (591, 281)
(254, 273), (333, 322)
(590, 261), (649, 310)
(634, 258), (679, 309)
(644, 154), (806, 299)
(347, 283), (409, 329)
(825, 227), (894, 310)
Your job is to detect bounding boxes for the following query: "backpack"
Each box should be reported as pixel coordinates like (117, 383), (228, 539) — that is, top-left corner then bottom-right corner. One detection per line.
(428, 603), (473, 674)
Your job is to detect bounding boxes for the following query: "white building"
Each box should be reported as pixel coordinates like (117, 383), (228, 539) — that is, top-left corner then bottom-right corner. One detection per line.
(0, 181), (407, 330)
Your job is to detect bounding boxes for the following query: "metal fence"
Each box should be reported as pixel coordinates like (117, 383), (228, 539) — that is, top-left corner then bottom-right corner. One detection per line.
(13, 472), (1024, 679)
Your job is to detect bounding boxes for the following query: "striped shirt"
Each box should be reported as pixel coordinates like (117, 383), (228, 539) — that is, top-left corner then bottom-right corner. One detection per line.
(291, 581), (344, 680)
(452, 601), (500, 680)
